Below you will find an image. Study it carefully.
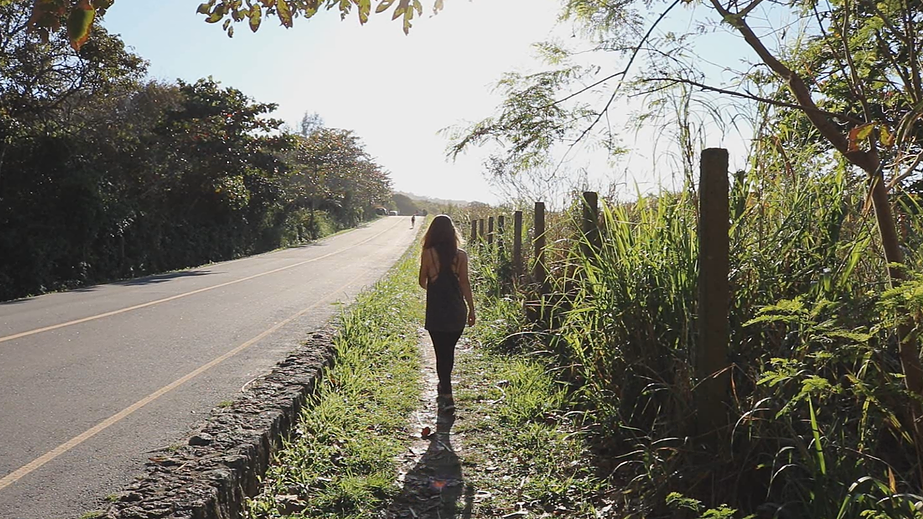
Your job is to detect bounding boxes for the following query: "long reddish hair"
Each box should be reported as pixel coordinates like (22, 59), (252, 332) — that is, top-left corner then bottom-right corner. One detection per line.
(423, 214), (459, 274)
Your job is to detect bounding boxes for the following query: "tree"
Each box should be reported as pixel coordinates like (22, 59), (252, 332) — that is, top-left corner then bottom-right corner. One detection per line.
(0, 0), (152, 297)
(1, 0), (145, 131)
(154, 77), (290, 215)
(26, 0), (447, 50)
(283, 123), (392, 235)
(448, 0), (923, 462)
(299, 111), (323, 137)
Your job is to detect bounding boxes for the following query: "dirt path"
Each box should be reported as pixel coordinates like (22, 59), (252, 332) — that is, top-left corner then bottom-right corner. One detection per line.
(385, 330), (475, 518)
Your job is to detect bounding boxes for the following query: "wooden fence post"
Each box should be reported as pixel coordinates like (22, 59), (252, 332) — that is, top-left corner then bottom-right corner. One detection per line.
(498, 215), (505, 250)
(470, 219), (477, 243)
(696, 148), (730, 446)
(488, 216), (494, 247)
(533, 202), (547, 295)
(513, 211), (523, 278)
(581, 191), (600, 257)
(478, 219), (485, 245)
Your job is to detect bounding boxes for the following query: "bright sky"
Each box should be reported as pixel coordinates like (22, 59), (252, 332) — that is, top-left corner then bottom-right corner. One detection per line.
(102, 1), (756, 206)
(102, 0), (573, 205)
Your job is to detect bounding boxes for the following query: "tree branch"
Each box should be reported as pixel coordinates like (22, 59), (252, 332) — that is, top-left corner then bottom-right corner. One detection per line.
(561, 0), (684, 152)
(888, 151), (923, 190)
(839, 0), (873, 122)
(709, 0), (878, 172)
(551, 70), (625, 108)
(902, 0), (922, 102)
(812, 1), (862, 107)
(636, 76), (864, 125)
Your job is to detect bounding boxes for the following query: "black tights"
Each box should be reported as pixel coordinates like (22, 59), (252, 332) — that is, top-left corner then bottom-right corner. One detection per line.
(428, 330), (462, 395)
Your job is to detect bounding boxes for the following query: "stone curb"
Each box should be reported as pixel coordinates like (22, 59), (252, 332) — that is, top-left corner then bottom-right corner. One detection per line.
(104, 328), (337, 519)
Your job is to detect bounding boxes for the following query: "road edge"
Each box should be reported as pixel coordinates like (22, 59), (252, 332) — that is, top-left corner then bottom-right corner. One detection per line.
(103, 327), (337, 519)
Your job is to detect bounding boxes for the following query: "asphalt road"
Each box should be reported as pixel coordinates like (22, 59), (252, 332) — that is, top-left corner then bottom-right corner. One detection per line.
(0, 216), (420, 519)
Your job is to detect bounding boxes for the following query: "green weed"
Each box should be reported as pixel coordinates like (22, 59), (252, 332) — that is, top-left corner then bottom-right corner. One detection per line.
(246, 247), (424, 518)
(464, 164), (923, 516)
(450, 345), (606, 517)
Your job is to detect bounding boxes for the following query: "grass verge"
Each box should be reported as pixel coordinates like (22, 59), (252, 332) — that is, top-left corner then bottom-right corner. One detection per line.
(246, 245), (425, 518)
(449, 328), (608, 517)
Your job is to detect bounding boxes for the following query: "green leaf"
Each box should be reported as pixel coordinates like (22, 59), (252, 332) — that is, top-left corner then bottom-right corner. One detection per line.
(276, 0), (293, 27)
(391, 0), (406, 20)
(304, 2), (319, 17)
(665, 492), (702, 512)
(825, 329), (872, 343)
(808, 398), (826, 476)
(801, 375), (833, 396)
(249, 4), (262, 32)
(356, 0), (370, 23)
(197, 2), (211, 14)
(880, 124), (894, 147)
(701, 506), (738, 519)
(743, 313), (802, 326)
(402, 0), (416, 34)
(375, 0), (395, 13)
(206, 5), (225, 23)
(67, 0), (95, 51)
(847, 123), (875, 151)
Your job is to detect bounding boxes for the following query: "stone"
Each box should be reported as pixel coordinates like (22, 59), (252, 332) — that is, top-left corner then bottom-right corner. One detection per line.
(188, 433), (213, 446)
(104, 327), (338, 519)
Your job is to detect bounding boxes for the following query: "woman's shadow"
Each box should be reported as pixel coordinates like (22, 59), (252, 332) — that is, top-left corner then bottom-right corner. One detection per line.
(386, 412), (475, 518)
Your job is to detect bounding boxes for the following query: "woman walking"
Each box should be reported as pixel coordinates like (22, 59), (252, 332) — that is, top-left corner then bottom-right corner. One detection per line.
(418, 215), (476, 413)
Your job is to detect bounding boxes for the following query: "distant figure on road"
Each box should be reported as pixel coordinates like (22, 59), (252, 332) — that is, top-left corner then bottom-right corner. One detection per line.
(418, 215), (475, 414)
(411, 213), (416, 229)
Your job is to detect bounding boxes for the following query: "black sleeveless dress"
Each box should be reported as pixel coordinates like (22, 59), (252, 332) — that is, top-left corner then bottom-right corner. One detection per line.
(424, 250), (467, 332)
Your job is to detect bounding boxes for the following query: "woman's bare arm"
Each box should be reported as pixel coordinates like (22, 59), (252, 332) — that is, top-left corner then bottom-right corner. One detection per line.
(418, 248), (430, 289)
(457, 249), (476, 325)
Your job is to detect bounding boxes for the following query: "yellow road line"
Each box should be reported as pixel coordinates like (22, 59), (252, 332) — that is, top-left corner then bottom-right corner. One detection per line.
(0, 220), (399, 345)
(0, 272), (365, 492)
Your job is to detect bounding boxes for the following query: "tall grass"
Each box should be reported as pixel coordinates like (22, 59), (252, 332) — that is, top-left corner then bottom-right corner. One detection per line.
(478, 166), (923, 517)
(459, 218), (610, 517)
